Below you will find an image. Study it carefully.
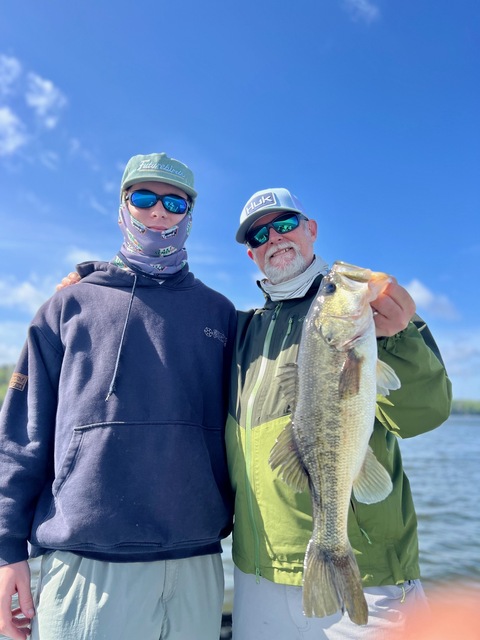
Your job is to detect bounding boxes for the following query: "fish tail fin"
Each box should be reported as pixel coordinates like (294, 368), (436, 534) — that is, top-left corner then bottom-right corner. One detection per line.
(303, 540), (368, 626)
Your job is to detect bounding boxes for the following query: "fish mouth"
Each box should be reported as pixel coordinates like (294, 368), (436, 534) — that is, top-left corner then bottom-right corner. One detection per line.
(333, 261), (373, 283)
(342, 333), (365, 348)
(333, 262), (391, 298)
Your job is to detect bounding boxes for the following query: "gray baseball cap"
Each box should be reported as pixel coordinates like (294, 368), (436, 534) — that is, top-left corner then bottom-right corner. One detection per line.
(236, 187), (306, 244)
(120, 152), (197, 202)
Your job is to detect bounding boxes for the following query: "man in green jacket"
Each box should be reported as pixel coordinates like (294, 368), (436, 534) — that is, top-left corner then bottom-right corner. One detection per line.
(226, 187), (452, 639)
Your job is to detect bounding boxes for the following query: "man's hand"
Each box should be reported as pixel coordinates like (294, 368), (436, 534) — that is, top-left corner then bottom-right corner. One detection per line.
(0, 561), (34, 640)
(55, 271), (81, 291)
(370, 277), (416, 338)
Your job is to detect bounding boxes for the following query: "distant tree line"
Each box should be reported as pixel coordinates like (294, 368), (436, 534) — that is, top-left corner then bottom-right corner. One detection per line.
(450, 399), (480, 415)
(0, 364), (15, 408)
(0, 364), (479, 414)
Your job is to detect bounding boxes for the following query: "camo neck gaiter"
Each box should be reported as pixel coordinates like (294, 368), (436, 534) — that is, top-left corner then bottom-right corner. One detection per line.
(115, 203), (192, 277)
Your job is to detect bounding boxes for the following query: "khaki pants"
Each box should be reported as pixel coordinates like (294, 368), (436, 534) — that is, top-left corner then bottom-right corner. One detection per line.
(31, 551), (224, 640)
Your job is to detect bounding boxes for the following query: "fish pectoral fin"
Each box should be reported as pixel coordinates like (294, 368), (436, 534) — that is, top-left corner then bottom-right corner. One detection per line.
(376, 359), (401, 396)
(352, 446), (393, 504)
(339, 350), (363, 398)
(277, 362), (298, 404)
(268, 421), (309, 493)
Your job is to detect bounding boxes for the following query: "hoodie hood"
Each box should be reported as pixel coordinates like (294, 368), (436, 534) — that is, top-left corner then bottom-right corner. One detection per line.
(76, 260), (194, 289)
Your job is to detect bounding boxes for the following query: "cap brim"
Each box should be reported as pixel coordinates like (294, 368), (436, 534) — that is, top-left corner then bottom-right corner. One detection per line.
(121, 177), (197, 200)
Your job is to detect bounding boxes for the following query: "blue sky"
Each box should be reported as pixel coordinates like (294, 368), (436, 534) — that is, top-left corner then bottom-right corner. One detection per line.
(0, 0), (479, 399)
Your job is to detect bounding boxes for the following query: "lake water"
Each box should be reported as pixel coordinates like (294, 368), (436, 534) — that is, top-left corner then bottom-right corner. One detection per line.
(2, 415), (478, 639)
(395, 414), (480, 589)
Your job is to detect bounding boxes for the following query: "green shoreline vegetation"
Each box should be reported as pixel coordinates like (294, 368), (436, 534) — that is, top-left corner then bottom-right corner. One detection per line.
(0, 364), (479, 414)
(1, 364), (15, 408)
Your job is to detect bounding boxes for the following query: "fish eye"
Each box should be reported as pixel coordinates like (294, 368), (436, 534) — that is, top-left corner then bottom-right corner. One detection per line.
(323, 282), (336, 295)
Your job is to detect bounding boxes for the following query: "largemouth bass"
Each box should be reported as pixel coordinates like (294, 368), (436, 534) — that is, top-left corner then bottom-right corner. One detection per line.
(269, 261), (401, 625)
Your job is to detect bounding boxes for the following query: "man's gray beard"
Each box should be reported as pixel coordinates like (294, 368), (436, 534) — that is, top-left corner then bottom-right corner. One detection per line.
(263, 244), (309, 284)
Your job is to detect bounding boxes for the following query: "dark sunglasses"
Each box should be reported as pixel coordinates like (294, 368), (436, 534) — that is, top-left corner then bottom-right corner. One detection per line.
(246, 212), (308, 248)
(126, 189), (190, 214)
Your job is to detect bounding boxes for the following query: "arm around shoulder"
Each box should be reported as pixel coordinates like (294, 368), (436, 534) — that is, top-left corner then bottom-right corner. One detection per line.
(376, 316), (452, 438)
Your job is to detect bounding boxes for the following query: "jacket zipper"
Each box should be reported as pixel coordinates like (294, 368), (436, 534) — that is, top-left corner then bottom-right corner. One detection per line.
(275, 316), (293, 378)
(245, 303), (282, 581)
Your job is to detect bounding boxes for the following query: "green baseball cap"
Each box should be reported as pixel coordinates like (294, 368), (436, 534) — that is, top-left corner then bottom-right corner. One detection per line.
(120, 152), (197, 202)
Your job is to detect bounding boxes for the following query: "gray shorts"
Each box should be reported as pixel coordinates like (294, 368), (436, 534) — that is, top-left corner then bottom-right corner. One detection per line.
(31, 550), (224, 640)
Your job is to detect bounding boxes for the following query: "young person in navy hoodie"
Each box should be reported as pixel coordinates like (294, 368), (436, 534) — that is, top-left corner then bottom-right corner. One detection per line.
(0, 153), (237, 640)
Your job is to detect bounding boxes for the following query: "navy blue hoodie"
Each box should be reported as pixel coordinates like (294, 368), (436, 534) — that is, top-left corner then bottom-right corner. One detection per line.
(0, 262), (237, 565)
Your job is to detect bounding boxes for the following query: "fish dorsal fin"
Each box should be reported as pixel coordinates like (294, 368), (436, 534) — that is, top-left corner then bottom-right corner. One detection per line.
(269, 421), (309, 493)
(376, 359), (401, 396)
(277, 362), (298, 403)
(339, 350), (363, 399)
(352, 446), (393, 504)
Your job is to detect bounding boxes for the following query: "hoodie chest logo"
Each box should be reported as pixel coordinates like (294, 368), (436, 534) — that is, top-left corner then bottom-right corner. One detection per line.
(204, 327), (228, 347)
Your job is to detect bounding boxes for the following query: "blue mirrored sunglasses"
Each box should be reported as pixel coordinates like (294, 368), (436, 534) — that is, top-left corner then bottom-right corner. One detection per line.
(126, 189), (190, 214)
(246, 212), (308, 248)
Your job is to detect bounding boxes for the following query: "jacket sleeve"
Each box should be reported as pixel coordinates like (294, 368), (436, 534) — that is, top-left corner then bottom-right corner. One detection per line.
(375, 315), (452, 439)
(0, 318), (62, 566)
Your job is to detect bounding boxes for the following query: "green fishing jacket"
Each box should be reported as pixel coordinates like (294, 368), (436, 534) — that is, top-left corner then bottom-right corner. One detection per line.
(226, 275), (452, 588)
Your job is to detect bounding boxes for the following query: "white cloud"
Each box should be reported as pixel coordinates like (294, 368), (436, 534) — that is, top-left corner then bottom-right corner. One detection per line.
(434, 329), (480, 400)
(25, 73), (67, 129)
(444, 342), (480, 377)
(404, 279), (459, 321)
(0, 53), (69, 158)
(343, 0), (380, 23)
(0, 276), (55, 315)
(0, 55), (22, 95)
(0, 321), (29, 364)
(0, 107), (28, 156)
(64, 247), (102, 266)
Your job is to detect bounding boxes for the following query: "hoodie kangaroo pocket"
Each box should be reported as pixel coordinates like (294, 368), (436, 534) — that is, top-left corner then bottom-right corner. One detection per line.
(33, 421), (230, 552)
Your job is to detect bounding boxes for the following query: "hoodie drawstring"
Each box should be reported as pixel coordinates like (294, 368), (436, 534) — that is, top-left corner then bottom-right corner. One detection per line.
(105, 274), (138, 401)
